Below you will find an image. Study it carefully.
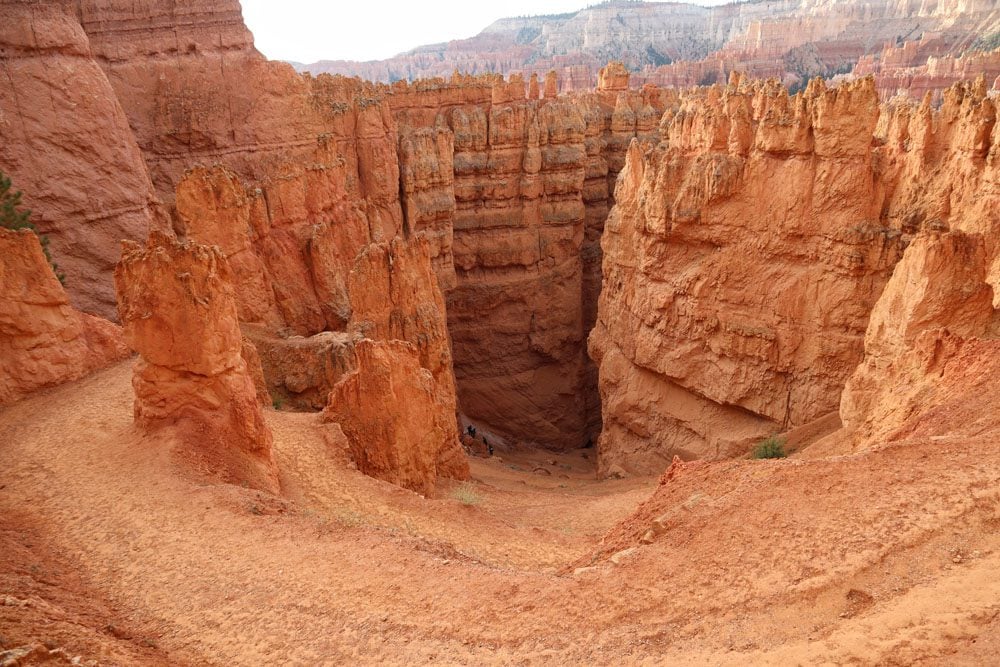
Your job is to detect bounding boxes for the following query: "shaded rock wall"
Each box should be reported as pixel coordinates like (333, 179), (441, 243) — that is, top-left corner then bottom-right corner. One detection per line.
(379, 67), (671, 450)
(115, 232), (280, 493)
(0, 228), (129, 406)
(0, 2), (163, 319)
(388, 76), (590, 449)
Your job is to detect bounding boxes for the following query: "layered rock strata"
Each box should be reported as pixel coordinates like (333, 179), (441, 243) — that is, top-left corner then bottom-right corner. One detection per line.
(591, 76), (908, 475)
(387, 76), (595, 449)
(115, 232), (279, 493)
(0, 2), (163, 318)
(302, 0), (1000, 96)
(0, 228), (129, 406)
(375, 66), (673, 449)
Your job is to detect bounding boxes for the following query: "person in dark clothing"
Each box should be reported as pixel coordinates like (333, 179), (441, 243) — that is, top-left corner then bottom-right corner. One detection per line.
(466, 425), (474, 437)
(484, 437), (493, 456)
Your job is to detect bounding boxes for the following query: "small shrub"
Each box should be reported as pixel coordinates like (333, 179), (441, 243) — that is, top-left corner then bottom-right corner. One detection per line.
(272, 397), (285, 411)
(451, 482), (483, 506)
(0, 170), (65, 284)
(752, 436), (787, 460)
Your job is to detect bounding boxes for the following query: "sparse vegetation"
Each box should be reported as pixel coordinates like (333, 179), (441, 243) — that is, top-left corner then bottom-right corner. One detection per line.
(451, 482), (483, 506)
(646, 44), (672, 67)
(969, 32), (1000, 54)
(752, 436), (787, 460)
(0, 170), (65, 285)
(272, 397), (285, 411)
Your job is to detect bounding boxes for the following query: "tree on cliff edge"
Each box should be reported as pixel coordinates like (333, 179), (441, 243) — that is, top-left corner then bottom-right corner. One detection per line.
(1, 170), (65, 284)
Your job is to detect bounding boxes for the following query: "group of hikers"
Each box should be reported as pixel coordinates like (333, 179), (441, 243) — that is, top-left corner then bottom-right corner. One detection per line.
(465, 424), (493, 456)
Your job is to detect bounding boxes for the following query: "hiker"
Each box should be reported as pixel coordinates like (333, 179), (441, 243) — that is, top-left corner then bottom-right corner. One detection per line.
(484, 437), (493, 456)
(466, 425), (474, 437)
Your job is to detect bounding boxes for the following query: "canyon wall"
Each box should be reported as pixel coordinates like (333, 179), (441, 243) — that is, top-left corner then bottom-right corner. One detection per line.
(389, 75), (594, 449)
(840, 80), (1000, 449)
(377, 66), (669, 449)
(0, 228), (129, 407)
(593, 75), (1000, 474)
(591, 76), (907, 475)
(0, 2), (164, 319)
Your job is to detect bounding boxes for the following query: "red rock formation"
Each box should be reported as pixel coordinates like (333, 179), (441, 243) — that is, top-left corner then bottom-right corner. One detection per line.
(0, 228), (129, 406)
(386, 76), (600, 449)
(838, 79), (1000, 448)
(377, 69), (672, 449)
(115, 232), (279, 493)
(170, 84), (404, 340)
(592, 75), (1000, 473)
(841, 231), (998, 446)
(347, 236), (457, 399)
(323, 339), (469, 496)
(398, 128), (458, 291)
(0, 2), (163, 319)
(855, 35), (1000, 100)
(591, 77), (906, 475)
(174, 164), (457, 413)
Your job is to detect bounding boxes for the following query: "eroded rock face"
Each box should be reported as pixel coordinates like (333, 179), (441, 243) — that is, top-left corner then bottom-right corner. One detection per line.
(0, 228), (129, 406)
(838, 80), (1000, 448)
(347, 236), (457, 400)
(593, 75), (1000, 472)
(591, 77), (907, 475)
(841, 231), (998, 446)
(0, 2), (163, 319)
(323, 339), (469, 496)
(384, 77), (596, 449)
(115, 232), (279, 493)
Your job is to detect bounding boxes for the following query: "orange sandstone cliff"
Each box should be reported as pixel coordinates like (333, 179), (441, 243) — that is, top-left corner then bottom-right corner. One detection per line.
(323, 339), (469, 496)
(0, 228), (129, 406)
(590, 76), (905, 475)
(0, 2), (164, 319)
(592, 75), (1000, 475)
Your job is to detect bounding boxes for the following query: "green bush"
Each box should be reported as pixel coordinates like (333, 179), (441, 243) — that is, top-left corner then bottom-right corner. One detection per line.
(451, 482), (483, 506)
(0, 170), (65, 285)
(752, 436), (787, 460)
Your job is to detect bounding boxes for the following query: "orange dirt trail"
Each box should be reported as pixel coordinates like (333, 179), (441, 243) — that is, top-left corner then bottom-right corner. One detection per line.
(2, 361), (999, 664)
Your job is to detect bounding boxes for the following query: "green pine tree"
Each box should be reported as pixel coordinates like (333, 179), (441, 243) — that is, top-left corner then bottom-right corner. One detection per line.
(0, 170), (66, 285)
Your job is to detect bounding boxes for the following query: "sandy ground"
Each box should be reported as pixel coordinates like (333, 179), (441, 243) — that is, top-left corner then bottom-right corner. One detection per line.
(2, 360), (999, 664)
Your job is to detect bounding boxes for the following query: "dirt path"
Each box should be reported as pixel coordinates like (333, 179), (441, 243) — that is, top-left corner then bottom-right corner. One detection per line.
(2, 361), (999, 664)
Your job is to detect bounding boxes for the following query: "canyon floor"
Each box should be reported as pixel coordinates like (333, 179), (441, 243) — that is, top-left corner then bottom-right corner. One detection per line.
(2, 360), (999, 665)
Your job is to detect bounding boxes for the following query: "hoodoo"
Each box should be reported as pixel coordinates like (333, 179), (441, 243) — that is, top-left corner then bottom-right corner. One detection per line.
(115, 232), (281, 493)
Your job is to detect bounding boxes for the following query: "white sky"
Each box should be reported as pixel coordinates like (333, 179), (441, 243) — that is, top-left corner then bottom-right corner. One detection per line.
(241, 1), (734, 64)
